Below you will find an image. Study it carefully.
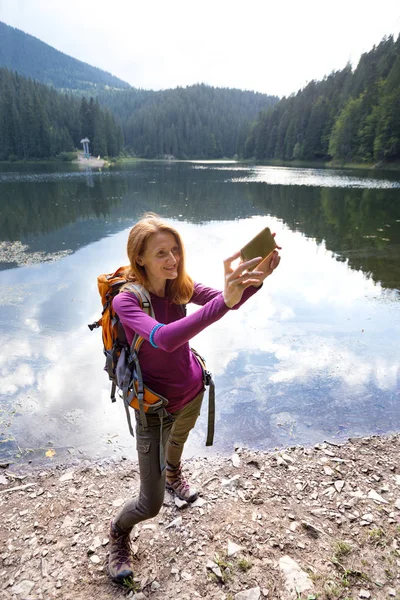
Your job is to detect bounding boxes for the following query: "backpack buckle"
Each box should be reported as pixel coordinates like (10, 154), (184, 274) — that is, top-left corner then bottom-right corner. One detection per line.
(204, 370), (212, 386)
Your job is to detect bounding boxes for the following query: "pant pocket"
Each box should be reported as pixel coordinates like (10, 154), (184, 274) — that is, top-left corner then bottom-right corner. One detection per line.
(137, 440), (152, 480)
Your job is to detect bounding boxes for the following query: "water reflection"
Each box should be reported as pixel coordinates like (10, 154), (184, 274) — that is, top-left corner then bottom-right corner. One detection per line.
(0, 163), (399, 465)
(225, 164), (400, 189)
(1, 162), (399, 292)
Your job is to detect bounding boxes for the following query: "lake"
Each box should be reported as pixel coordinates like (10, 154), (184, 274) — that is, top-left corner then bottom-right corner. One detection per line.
(1, 160), (399, 466)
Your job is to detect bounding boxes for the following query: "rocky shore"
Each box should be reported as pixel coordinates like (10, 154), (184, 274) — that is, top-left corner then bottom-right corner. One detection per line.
(1, 434), (399, 600)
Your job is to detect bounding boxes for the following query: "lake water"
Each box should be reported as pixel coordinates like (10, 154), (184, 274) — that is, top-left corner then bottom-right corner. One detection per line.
(1, 160), (399, 466)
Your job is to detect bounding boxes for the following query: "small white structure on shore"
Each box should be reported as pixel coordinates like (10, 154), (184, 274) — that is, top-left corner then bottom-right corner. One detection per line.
(80, 137), (90, 158)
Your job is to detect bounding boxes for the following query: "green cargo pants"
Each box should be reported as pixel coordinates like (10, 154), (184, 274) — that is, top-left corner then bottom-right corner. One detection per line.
(114, 390), (204, 532)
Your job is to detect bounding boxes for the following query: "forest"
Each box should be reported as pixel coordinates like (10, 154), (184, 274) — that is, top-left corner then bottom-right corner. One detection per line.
(0, 18), (399, 164)
(97, 84), (278, 158)
(245, 35), (400, 164)
(0, 68), (124, 160)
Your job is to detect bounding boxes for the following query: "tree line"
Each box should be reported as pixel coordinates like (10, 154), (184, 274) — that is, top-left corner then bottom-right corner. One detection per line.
(1, 28), (399, 164)
(244, 35), (400, 164)
(98, 84), (278, 158)
(0, 68), (124, 160)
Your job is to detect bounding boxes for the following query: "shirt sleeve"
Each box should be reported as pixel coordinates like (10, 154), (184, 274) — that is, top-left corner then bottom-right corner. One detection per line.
(191, 282), (261, 310)
(113, 291), (230, 353)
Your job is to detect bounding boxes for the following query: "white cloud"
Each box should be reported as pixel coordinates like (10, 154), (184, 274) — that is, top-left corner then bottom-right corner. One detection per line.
(1, 0), (399, 96)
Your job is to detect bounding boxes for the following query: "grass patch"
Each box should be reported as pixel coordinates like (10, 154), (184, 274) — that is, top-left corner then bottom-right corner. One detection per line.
(237, 557), (252, 572)
(368, 528), (386, 546)
(121, 576), (140, 591)
(333, 541), (352, 560)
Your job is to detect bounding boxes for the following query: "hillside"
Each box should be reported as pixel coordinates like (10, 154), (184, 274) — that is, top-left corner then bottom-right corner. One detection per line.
(98, 85), (279, 158)
(0, 21), (130, 92)
(0, 68), (124, 160)
(245, 34), (400, 164)
(0, 20), (279, 160)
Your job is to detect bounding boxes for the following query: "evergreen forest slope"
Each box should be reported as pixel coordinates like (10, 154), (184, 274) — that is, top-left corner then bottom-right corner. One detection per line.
(0, 21), (130, 92)
(97, 85), (279, 158)
(245, 35), (400, 164)
(1, 19), (399, 165)
(0, 68), (124, 160)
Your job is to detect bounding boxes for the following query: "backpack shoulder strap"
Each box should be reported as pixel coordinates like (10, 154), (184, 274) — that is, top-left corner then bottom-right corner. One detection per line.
(120, 283), (155, 355)
(120, 283), (155, 318)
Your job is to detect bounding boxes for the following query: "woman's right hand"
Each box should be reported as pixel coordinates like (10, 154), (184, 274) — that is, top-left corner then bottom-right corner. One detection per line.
(223, 251), (265, 308)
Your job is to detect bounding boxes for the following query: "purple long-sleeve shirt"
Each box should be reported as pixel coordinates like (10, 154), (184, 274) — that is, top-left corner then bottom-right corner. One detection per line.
(113, 283), (259, 413)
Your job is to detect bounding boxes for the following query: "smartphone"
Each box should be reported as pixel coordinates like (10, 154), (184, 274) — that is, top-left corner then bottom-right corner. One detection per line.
(240, 227), (277, 269)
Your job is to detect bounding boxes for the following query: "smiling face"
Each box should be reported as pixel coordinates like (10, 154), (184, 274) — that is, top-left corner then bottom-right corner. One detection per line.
(137, 231), (180, 291)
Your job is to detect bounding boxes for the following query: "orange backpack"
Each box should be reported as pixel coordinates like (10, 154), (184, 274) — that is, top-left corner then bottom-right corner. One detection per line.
(88, 266), (169, 432)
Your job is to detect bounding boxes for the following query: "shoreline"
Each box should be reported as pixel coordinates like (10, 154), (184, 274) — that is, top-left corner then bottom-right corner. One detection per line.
(1, 157), (400, 172)
(1, 432), (399, 600)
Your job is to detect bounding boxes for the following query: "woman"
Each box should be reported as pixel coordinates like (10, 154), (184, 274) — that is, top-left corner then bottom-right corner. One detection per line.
(108, 213), (280, 581)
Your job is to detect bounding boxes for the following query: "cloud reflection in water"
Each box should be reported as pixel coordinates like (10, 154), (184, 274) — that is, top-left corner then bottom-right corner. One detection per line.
(0, 217), (399, 463)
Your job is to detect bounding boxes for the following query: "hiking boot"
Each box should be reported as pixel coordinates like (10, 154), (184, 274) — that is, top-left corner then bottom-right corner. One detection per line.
(165, 463), (198, 502)
(108, 521), (134, 581)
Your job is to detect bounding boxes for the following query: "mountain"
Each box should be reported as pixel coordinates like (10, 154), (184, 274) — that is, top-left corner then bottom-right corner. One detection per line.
(245, 34), (400, 164)
(0, 21), (131, 92)
(0, 21), (279, 160)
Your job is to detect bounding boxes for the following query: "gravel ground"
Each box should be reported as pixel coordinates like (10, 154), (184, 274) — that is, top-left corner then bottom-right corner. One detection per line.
(1, 434), (399, 600)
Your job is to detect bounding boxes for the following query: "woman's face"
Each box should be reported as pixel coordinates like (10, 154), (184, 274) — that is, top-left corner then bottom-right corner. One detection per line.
(137, 231), (180, 283)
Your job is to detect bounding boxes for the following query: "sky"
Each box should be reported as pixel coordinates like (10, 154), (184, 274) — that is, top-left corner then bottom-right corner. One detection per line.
(1, 0), (400, 97)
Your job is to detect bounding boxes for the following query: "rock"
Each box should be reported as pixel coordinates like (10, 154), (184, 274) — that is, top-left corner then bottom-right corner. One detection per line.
(367, 490), (388, 504)
(59, 471), (74, 482)
(61, 516), (74, 529)
(394, 498), (400, 510)
(232, 453), (241, 468)
(112, 498), (125, 507)
(90, 555), (100, 564)
(11, 580), (35, 596)
(360, 513), (374, 523)
(301, 521), (323, 538)
(279, 555), (314, 597)
(334, 480), (345, 493)
(234, 587), (261, 600)
(227, 539), (244, 557)
(180, 571), (192, 580)
(221, 475), (240, 488)
(359, 590), (371, 598)
(92, 536), (102, 549)
(174, 497), (188, 509)
(166, 516), (182, 529)
(206, 560), (223, 579)
(322, 449), (336, 457)
(387, 588), (396, 597)
(323, 466), (335, 476)
(192, 497), (206, 508)
(281, 453), (294, 463)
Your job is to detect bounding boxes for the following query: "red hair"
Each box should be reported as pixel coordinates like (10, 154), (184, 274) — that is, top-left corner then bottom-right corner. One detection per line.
(126, 213), (194, 304)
